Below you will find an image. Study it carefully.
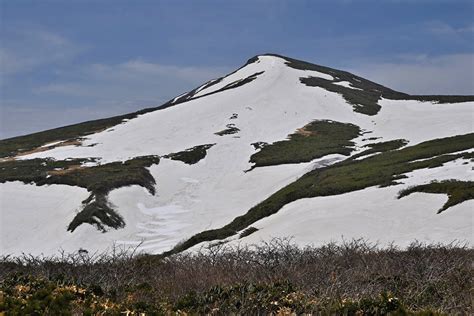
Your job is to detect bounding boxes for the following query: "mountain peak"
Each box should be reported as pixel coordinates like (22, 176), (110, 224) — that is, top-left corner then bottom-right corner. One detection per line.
(1, 53), (473, 256)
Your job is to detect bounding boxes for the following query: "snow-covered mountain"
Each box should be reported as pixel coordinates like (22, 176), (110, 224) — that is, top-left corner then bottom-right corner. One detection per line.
(1, 54), (473, 256)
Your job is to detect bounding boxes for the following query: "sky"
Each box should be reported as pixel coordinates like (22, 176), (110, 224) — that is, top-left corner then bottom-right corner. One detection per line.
(1, 0), (473, 139)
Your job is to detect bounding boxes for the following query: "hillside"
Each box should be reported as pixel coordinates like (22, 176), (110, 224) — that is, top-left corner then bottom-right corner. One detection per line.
(1, 54), (473, 256)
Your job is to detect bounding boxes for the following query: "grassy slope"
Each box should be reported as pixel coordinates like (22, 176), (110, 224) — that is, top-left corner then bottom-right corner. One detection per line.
(0, 156), (160, 232)
(168, 133), (474, 254)
(349, 139), (408, 160)
(249, 120), (360, 168)
(398, 180), (474, 213)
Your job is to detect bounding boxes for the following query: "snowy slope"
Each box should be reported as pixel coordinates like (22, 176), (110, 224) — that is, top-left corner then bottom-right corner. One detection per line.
(222, 157), (474, 250)
(1, 55), (473, 256)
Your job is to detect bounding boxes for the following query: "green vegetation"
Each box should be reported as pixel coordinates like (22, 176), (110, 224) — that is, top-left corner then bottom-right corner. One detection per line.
(301, 76), (383, 115)
(173, 282), (411, 315)
(0, 157), (94, 184)
(0, 155), (160, 232)
(0, 274), (430, 316)
(1, 241), (471, 314)
(68, 193), (126, 232)
(215, 124), (240, 136)
(350, 139), (408, 160)
(0, 155), (160, 195)
(164, 144), (215, 165)
(250, 120), (361, 168)
(398, 180), (474, 213)
(168, 133), (474, 254)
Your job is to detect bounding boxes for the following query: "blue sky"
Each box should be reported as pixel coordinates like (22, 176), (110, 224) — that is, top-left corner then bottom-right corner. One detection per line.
(1, 0), (473, 138)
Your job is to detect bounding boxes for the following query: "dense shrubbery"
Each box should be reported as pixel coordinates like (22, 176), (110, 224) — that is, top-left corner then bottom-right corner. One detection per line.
(1, 239), (471, 314)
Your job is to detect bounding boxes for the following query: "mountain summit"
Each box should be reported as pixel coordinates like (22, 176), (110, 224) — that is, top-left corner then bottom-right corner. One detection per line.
(1, 54), (473, 256)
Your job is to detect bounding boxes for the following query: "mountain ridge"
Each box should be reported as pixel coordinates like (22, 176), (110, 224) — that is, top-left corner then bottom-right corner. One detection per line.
(1, 53), (472, 156)
(1, 54), (473, 256)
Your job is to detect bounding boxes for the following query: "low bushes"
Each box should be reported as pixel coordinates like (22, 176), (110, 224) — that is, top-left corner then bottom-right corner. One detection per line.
(1, 239), (471, 314)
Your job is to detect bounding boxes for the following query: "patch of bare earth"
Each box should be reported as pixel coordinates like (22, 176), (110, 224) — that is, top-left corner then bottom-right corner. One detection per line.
(48, 165), (84, 176)
(295, 126), (316, 137)
(0, 139), (82, 162)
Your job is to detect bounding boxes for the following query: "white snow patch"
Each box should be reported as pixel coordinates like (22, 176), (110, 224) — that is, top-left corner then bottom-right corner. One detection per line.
(229, 186), (473, 249)
(302, 70), (334, 81)
(333, 81), (364, 90)
(171, 91), (189, 103)
(40, 140), (63, 148)
(225, 156), (473, 249)
(0, 182), (89, 256)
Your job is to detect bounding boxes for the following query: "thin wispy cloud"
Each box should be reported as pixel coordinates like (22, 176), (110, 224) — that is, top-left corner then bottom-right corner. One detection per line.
(426, 21), (474, 35)
(34, 59), (229, 99)
(0, 28), (82, 76)
(350, 54), (474, 95)
(87, 60), (228, 84)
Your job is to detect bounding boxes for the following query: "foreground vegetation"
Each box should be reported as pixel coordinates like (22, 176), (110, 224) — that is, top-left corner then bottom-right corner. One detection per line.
(1, 240), (471, 315)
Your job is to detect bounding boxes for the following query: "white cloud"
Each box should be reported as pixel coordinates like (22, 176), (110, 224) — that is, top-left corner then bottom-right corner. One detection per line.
(426, 21), (474, 36)
(1, 27), (231, 138)
(0, 29), (82, 76)
(88, 60), (228, 83)
(425, 21), (474, 37)
(0, 101), (145, 139)
(33, 83), (96, 97)
(349, 54), (474, 95)
(34, 60), (229, 102)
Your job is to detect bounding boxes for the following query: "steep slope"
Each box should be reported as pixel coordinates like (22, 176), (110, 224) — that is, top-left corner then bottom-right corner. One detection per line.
(1, 54), (473, 256)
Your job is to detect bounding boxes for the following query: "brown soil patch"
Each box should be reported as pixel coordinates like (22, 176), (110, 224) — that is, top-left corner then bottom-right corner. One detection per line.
(295, 127), (316, 137)
(0, 157), (15, 163)
(2, 139), (83, 162)
(48, 164), (84, 176)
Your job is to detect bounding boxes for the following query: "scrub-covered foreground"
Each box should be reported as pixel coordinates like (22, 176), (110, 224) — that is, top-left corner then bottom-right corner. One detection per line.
(1, 240), (472, 315)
